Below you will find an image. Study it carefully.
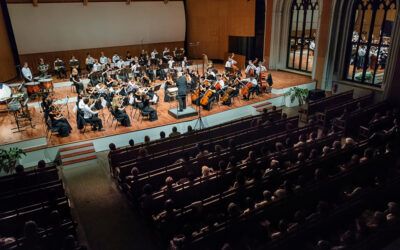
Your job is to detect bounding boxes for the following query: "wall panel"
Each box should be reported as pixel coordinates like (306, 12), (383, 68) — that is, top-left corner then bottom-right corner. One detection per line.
(186, 0), (255, 60)
(0, 3), (17, 82)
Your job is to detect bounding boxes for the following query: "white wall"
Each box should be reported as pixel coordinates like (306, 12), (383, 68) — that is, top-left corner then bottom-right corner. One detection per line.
(8, 1), (186, 54)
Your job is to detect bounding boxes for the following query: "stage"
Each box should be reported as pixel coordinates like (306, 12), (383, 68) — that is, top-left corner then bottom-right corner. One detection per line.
(0, 66), (313, 152)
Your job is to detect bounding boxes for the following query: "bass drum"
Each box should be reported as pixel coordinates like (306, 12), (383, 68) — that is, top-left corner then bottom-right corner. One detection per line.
(25, 82), (40, 94)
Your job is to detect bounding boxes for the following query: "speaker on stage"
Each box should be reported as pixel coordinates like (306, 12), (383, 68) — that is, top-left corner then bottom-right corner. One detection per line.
(308, 89), (326, 101)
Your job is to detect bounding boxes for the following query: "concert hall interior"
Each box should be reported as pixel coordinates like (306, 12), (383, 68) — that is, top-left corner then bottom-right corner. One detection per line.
(1, 0), (400, 249)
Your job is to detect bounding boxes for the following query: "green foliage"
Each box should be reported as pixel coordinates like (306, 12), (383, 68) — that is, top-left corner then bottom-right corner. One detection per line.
(0, 148), (26, 174)
(285, 87), (309, 106)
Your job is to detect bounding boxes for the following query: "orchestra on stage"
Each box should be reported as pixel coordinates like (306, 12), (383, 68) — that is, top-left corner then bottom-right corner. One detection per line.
(3, 48), (274, 138)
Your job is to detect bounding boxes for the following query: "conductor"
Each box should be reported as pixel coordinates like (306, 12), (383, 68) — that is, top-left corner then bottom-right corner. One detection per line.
(176, 72), (188, 112)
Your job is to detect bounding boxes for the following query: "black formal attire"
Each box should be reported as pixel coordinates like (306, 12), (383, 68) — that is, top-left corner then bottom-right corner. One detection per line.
(113, 107), (131, 126)
(49, 113), (72, 137)
(142, 99), (158, 121)
(70, 75), (84, 95)
(176, 76), (188, 111)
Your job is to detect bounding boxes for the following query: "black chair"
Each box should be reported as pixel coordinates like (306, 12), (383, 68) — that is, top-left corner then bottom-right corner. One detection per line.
(110, 108), (123, 129)
(45, 118), (59, 139)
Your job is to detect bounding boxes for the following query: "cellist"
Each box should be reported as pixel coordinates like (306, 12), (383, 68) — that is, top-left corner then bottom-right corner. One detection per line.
(242, 75), (259, 100)
(245, 60), (257, 76)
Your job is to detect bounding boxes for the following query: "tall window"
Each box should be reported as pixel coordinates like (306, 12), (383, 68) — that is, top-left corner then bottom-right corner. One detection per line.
(287, 0), (319, 72)
(346, 0), (396, 86)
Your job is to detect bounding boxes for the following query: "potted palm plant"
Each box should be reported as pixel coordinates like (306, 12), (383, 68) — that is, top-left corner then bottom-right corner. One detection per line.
(284, 87), (309, 107)
(0, 147), (26, 174)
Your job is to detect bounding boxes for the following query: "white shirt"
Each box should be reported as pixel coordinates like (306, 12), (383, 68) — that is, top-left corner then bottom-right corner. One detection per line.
(112, 55), (120, 63)
(22, 67), (32, 80)
(54, 60), (64, 68)
(168, 60), (175, 69)
(216, 79), (224, 89)
(93, 63), (101, 72)
(182, 60), (187, 68)
(309, 41), (315, 50)
(256, 66), (266, 75)
(225, 59), (236, 68)
(207, 71), (216, 78)
(78, 99), (85, 109)
(358, 48), (366, 57)
(245, 65), (257, 74)
(129, 95), (135, 105)
(100, 56), (108, 64)
(95, 84), (105, 93)
(117, 60), (124, 69)
(86, 57), (95, 65)
(83, 104), (97, 119)
(243, 78), (258, 87)
(151, 51), (158, 59)
(131, 64), (140, 73)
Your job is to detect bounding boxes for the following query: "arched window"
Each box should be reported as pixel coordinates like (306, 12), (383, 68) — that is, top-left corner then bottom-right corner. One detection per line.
(346, 0), (397, 86)
(287, 0), (319, 72)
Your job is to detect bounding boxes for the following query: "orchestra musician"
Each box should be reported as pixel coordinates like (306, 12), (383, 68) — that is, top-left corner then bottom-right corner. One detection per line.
(69, 56), (81, 73)
(126, 51), (132, 61)
(176, 71), (188, 111)
(162, 48), (170, 61)
(131, 61), (141, 78)
(256, 61), (267, 76)
(168, 57), (175, 70)
(38, 58), (49, 78)
(22, 62), (33, 83)
(157, 59), (166, 80)
(54, 58), (67, 79)
(112, 52), (120, 64)
(111, 97), (131, 127)
(100, 52), (108, 65)
(48, 104), (72, 137)
(82, 98), (104, 131)
(242, 75), (259, 100)
(70, 68), (85, 95)
(141, 94), (158, 121)
(85, 53), (95, 72)
(245, 60), (257, 76)
(151, 49), (158, 60)
(205, 67), (216, 80)
(93, 60), (102, 72)
(225, 54), (237, 69)
(182, 57), (188, 69)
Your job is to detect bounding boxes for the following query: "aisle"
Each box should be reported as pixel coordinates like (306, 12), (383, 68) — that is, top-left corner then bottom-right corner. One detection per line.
(61, 152), (158, 250)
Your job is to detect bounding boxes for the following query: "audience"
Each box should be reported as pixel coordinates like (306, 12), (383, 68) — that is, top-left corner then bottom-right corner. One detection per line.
(169, 127), (181, 137)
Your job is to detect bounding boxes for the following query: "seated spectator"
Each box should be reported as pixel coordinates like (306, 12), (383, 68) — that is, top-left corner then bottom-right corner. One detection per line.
(285, 137), (294, 148)
(307, 131), (317, 142)
(274, 188), (287, 200)
(153, 199), (177, 222)
(22, 220), (43, 250)
(169, 126), (181, 137)
(328, 125), (338, 136)
(242, 197), (256, 215)
(232, 171), (247, 189)
(275, 142), (284, 152)
(160, 131), (166, 139)
(342, 137), (356, 149)
(255, 190), (275, 208)
(332, 140), (342, 151)
(37, 160), (46, 169)
(128, 139), (135, 147)
(140, 184), (154, 212)
(385, 202), (400, 225)
(307, 148), (318, 161)
(384, 118), (399, 135)
(125, 167), (139, 184)
(369, 112), (380, 125)
(187, 125), (193, 134)
(288, 210), (305, 232)
(162, 176), (177, 191)
(243, 150), (256, 165)
(195, 143), (209, 159)
(281, 113), (288, 120)
(227, 202), (241, 218)
(0, 235), (15, 247)
(360, 147), (374, 164)
(318, 127), (329, 139)
(340, 154), (360, 172)
(295, 152), (306, 165)
(62, 234), (86, 250)
(16, 164), (25, 175)
(294, 134), (306, 148)
(201, 166), (214, 178)
(321, 146), (331, 157)
(109, 143), (116, 151)
(144, 135), (150, 144)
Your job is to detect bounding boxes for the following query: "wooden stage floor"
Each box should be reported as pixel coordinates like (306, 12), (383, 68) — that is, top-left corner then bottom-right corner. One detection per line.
(0, 68), (312, 148)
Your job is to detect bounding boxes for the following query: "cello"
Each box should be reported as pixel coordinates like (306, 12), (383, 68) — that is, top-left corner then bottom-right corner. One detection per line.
(200, 89), (214, 106)
(240, 80), (252, 97)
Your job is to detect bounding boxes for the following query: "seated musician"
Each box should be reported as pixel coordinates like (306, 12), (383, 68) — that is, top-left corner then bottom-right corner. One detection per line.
(111, 97), (131, 127)
(112, 52), (120, 64)
(151, 49), (158, 60)
(93, 60), (102, 72)
(88, 68), (99, 87)
(205, 67), (216, 80)
(54, 58), (67, 79)
(70, 68), (84, 95)
(157, 59), (166, 80)
(82, 98), (104, 131)
(222, 80), (239, 106)
(85, 53), (95, 72)
(213, 75), (225, 101)
(131, 62), (141, 78)
(141, 94), (158, 121)
(245, 60), (257, 76)
(162, 47), (170, 61)
(119, 82), (130, 97)
(99, 52), (108, 65)
(69, 56), (81, 73)
(38, 58), (49, 78)
(126, 51), (132, 61)
(256, 61), (267, 76)
(117, 58), (125, 69)
(48, 103), (72, 137)
(147, 87), (159, 105)
(242, 75), (259, 100)
(22, 62), (33, 83)
(181, 57), (189, 69)
(168, 57), (175, 70)
(225, 55), (237, 69)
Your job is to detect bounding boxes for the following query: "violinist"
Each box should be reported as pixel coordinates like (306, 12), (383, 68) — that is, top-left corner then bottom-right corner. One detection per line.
(82, 98), (104, 131)
(93, 60), (102, 72)
(147, 87), (159, 105)
(126, 51), (132, 61)
(132, 62), (141, 78)
(242, 75), (259, 100)
(71, 68), (84, 95)
(112, 52), (120, 64)
(85, 53), (95, 72)
(151, 49), (158, 60)
(48, 102), (72, 137)
(99, 52), (108, 65)
(168, 57), (175, 70)
(111, 97), (131, 127)
(157, 59), (166, 80)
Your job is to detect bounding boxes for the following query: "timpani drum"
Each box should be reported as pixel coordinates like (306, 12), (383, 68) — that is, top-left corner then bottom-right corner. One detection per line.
(25, 82), (41, 95)
(39, 78), (54, 92)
